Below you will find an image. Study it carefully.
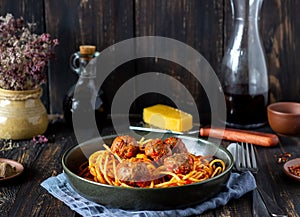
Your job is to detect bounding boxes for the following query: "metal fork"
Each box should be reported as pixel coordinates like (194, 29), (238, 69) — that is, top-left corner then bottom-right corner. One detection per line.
(235, 142), (287, 217)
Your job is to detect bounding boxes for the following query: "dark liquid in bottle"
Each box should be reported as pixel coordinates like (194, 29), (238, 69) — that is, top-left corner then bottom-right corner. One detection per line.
(224, 91), (268, 128)
(63, 85), (107, 130)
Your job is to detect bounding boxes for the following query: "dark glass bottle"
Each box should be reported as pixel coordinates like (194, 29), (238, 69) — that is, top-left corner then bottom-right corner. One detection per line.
(219, 0), (268, 129)
(63, 45), (107, 131)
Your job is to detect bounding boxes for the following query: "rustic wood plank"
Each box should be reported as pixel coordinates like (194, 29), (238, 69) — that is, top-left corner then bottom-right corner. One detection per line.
(272, 135), (300, 217)
(261, 0), (300, 103)
(0, 122), (77, 217)
(0, 0), (299, 116)
(0, 0), (44, 32)
(214, 193), (252, 217)
(1, 121), (300, 216)
(134, 0), (224, 116)
(44, 0), (134, 114)
(1, 0), (300, 116)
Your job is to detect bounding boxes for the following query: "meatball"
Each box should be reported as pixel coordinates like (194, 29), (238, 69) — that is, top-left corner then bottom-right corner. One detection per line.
(163, 153), (194, 174)
(110, 135), (139, 159)
(144, 138), (172, 162)
(164, 137), (188, 154)
(116, 160), (151, 187)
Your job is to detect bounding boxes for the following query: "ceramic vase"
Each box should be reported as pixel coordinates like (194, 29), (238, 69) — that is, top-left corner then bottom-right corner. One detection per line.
(0, 87), (48, 140)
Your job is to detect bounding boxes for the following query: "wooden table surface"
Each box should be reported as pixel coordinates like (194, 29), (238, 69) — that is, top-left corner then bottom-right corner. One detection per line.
(0, 119), (299, 217)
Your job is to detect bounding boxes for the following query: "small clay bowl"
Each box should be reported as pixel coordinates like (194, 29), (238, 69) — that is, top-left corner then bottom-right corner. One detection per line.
(283, 158), (300, 181)
(267, 102), (300, 136)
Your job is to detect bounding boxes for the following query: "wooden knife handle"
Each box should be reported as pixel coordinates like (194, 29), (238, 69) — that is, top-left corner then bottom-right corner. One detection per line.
(199, 127), (279, 147)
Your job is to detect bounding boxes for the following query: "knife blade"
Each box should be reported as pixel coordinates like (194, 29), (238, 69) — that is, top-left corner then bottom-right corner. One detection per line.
(257, 187), (287, 217)
(252, 188), (270, 217)
(129, 125), (199, 135)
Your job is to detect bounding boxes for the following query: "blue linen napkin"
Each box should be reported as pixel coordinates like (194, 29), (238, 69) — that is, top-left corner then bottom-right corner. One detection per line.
(41, 171), (256, 217)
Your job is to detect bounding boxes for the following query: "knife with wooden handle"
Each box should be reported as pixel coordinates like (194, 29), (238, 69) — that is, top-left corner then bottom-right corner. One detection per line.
(199, 127), (279, 147)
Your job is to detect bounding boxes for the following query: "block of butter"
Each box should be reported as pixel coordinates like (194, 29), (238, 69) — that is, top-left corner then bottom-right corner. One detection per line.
(143, 104), (193, 132)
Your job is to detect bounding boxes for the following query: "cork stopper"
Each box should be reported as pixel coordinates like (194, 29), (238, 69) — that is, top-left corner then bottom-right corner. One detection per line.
(79, 45), (96, 55)
(79, 45), (96, 60)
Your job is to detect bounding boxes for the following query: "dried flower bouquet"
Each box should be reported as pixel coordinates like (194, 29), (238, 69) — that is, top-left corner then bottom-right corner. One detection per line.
(0, 14), (58, 90)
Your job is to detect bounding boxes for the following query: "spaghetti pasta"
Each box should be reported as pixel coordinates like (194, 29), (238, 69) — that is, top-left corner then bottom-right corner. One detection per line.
(78, 135), (226, 188)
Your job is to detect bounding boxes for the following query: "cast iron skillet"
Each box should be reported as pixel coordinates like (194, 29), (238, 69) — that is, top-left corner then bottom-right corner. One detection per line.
(62, 133), (234, 210)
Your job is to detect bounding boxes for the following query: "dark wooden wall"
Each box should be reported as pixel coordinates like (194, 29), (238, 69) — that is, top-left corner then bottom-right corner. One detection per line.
(0, 0), (299, 117)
